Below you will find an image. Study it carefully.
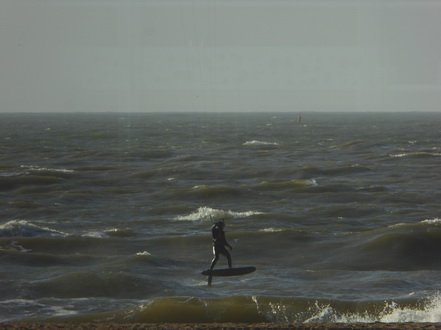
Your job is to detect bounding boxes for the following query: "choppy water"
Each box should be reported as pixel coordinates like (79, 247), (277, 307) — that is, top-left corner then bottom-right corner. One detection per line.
(1, 112), (441, 323)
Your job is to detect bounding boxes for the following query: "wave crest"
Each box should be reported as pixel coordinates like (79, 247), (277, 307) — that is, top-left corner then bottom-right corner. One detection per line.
(243, 140), (279, 146)
(0, 220), (65, 238)
(50, 294), (441, 323)
(174, 206), (263, 221)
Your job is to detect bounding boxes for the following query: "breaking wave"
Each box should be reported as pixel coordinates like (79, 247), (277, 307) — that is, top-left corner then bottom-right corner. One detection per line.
(174, 206), (263, 221)
(48, 293), (441, 323)
(243, 140), (279, 146)
(0, 220), (66, 238)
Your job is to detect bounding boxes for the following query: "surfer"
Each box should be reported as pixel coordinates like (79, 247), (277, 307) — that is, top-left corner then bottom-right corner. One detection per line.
(209, 220), (233, 270)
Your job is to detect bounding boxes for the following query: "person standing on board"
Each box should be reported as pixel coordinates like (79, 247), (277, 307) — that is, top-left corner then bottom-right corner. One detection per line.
(209, 220), (233, 270)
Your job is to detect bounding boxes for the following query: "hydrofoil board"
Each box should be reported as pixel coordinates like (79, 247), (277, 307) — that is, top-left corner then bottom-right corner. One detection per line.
(201, 266), (256, 277)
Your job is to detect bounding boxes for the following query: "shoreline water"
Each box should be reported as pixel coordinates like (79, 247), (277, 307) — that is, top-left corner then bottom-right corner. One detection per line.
(0, 322), (441, 330)
(2, 323), (441, 329)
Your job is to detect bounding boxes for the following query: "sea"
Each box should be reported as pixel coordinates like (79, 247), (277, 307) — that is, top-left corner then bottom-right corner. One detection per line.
(1, 111), (441, 324)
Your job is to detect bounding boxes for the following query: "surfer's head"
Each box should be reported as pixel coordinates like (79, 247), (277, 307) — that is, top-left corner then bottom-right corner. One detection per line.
(216, 220), (225, 228)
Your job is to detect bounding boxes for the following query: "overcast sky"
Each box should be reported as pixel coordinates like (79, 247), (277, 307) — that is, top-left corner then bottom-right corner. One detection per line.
(1, 0), (441, 112)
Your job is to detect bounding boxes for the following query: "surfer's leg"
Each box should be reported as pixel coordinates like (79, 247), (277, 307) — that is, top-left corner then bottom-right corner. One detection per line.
(210, 247), (219, 270)
(219, 247), (232, 268)
(210, 254), (219, 270)
(225, 249), (232, 269)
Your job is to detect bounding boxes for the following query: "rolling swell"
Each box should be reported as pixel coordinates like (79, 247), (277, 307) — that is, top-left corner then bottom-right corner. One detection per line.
(0, 175), (65, 192)
(351, 219), (441, 271)
(321, 219), (441, 271)
(30, 271), (165, 299)
(282, 165), (372, 179)
(47, 294), (441, 324)
(0, 166), (75, 193)
(173, 185), (244, 199)
(170, 179), (319, 201)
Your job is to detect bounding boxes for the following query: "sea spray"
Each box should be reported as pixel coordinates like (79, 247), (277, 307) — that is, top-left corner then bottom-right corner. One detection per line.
(305, 294), (441, 323)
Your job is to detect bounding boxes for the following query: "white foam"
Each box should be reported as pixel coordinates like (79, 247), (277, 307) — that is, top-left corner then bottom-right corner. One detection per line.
(19, 165), (74, 173)
(135, 251), (152, 256)
(306, 293), (441, 323)
(175, 206), (263, 221)
(389, 153), (408, 158)
(259, 228), (283, 232)
(303, 178), (317, 186)
(0, 220), (65, 237)
(0, 240), (31, 252)
(82, 231), (106, 238)
(421, 218), (441, 225)
(0, 298), (78, 320)
(389, 152), (441, 158)
(243, 140), (279, 146)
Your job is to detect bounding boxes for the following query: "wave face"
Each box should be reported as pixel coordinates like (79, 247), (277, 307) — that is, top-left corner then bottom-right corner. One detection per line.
(1, 112), (441, 323)
(42, 294), (441, 324)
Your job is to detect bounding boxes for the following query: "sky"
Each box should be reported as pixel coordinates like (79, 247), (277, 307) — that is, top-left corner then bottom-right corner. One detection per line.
(1, 0), (441, 113)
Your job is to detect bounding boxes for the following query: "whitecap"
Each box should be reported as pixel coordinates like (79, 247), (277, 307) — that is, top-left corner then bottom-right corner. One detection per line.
(82, 231), (106, 238)
(259, 228), (283, 233)
(20, 165), (74, 173)
(389, 152), (441, 158)
(229, 209), (264, 218)
(105, 228), (134, 237)
(0, 220), (65, 237)
(174, 206), (228, 221)
(135, 251), (152, 256)
(421, 218), (441, 225)
(389, 153), (408, 158)
(175, 206), (263, 221)
(243, 140), (279, 146)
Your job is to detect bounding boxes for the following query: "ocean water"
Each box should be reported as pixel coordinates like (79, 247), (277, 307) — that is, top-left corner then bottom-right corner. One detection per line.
(1, 112), (441, 323)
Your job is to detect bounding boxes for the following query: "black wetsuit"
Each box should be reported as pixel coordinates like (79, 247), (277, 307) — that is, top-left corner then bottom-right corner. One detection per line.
(209, 224), (232, 269)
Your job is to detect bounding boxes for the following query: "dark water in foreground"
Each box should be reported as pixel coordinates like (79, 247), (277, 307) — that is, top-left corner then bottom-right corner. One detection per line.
(1, 112), (441, 323)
